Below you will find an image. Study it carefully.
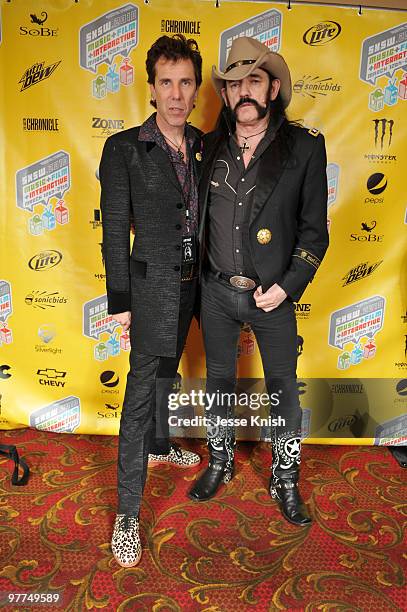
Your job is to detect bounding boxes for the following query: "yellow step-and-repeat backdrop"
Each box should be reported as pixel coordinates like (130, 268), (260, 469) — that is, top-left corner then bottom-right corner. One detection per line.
(0, 0), (406, 444)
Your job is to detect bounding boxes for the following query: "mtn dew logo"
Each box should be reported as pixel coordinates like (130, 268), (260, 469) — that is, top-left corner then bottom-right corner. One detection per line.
(79, 4), (138, 99)
(359, 23), (407, 112)
(219, 9), (282, 71)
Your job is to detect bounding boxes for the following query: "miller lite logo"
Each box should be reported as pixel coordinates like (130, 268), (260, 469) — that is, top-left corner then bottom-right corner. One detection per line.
(303, 21), (341, 46)
(28, 250), (62, 271)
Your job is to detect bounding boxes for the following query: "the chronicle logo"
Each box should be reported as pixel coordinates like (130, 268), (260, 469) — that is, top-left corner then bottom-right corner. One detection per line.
(25, 291), (67, 309)
(303, 22), (341, 46)
(23, 117), (59, 132)
(36, 368), (66, 387)
(91, 117), (125, 138)
(161, 19), (201, 35)
(293, 75), (341, 97)
(19, 61), (61, 92)
(350, 222), (383, 242)
(342, 260), (383, 286)
(20, 12), (59, 37)
(28, 250), (62, 272)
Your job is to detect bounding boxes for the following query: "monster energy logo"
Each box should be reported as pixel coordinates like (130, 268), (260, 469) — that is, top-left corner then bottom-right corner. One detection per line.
(373, 118), (394, 149)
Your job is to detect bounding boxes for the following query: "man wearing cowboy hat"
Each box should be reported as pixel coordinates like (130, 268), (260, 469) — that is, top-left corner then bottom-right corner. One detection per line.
(188, 37), (329, 526)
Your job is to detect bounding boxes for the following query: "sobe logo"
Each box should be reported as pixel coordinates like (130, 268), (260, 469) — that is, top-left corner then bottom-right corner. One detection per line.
(20, 12), (59, 37)
(28, 250), (62, 271)
(350, 221), (383, 242)
(303, 22), (341, 46)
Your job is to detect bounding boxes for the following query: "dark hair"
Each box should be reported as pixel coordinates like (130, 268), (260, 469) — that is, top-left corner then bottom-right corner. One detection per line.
(146, 34), (202, 90)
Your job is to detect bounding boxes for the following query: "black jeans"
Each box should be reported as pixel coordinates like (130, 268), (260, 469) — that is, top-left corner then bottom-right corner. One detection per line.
(201, 270), (302, 457)
(117, 279), (197, 515)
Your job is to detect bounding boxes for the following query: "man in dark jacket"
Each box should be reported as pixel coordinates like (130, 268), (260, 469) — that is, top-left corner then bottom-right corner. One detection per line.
(100, 35), (202, 567)
(188, 37), (329, 526)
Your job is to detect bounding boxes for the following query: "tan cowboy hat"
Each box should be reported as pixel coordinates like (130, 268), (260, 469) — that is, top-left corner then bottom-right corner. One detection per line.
(212, 37), (292, 108)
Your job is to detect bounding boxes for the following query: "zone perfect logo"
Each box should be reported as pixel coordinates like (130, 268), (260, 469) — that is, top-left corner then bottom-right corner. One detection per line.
(303, 22), (341, 46)
(91, 117), (125, 138)
(28, 250), (62, 272)
(20, 11), (59, 37)
(19, 61), (61, 92)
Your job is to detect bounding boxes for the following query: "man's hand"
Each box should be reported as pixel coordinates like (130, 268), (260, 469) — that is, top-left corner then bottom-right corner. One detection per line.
(112, 311), (131, 331)
(253, 284), (287, 312)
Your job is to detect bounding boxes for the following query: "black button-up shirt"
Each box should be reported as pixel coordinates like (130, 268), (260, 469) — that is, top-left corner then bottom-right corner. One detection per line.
(207, 118), (282, 277)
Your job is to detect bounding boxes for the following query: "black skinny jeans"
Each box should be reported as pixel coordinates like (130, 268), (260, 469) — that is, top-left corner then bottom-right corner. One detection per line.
(201, 270), (302, 455)
(117, 279), (197, 515)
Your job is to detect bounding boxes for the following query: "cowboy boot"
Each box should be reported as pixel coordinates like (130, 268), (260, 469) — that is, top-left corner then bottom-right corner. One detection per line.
(269, 430), (311, 526)
(188, 417), (235, 501)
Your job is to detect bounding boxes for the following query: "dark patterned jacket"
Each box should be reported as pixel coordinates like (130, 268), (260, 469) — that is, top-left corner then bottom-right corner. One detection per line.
(198, 122), (329, 301)
(99, 124), (202, 357)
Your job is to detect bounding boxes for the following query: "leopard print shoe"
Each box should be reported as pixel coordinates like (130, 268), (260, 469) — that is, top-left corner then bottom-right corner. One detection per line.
(148, 442), (200, 468)
(111, 514), (142, 567)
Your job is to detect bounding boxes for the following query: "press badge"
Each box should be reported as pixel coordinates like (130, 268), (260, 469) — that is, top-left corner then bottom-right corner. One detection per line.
(182, 235), (196, 264)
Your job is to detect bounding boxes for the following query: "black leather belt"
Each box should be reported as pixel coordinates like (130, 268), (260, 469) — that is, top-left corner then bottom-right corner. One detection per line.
(209, 268), (260, 290)
(181, 263), (198, 281)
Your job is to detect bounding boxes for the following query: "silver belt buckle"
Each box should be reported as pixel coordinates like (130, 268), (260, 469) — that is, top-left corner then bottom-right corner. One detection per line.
(229, 275), (256, 290)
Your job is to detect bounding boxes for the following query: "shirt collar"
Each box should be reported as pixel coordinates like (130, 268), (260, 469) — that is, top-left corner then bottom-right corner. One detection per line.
(138, 112), (198, 149)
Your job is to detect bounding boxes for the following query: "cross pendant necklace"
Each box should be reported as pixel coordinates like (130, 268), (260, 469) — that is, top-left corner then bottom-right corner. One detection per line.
(236, 127), (267, 154)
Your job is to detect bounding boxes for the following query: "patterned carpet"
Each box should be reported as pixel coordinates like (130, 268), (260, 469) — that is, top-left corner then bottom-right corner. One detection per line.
(0, 429), (406, 612)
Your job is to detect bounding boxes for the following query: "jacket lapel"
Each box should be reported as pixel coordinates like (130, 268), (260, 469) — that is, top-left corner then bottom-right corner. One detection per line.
(250, 139), (288, 225)
(191, 137), (203, 184)
(198, 135), (222, 243)
(146, 142), (182, 194)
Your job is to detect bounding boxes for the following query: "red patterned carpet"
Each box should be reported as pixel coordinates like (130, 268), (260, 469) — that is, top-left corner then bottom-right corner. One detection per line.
(0, 428), (406, 612)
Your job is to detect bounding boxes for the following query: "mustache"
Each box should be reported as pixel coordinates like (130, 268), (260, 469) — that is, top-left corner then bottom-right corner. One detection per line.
(234, 97), (266, 112)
